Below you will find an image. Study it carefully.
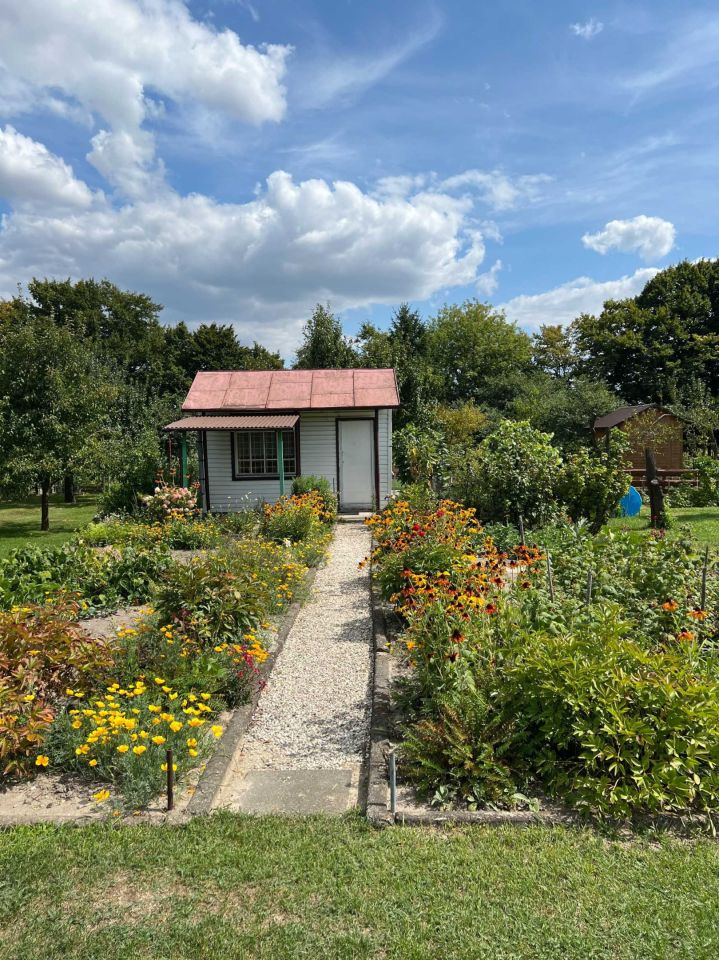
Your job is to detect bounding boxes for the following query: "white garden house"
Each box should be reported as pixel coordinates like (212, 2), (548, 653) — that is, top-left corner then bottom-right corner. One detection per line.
(164, 368), (398, 513)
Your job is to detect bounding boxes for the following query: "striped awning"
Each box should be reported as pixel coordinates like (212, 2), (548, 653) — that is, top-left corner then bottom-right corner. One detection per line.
(163, 414), (299, 432)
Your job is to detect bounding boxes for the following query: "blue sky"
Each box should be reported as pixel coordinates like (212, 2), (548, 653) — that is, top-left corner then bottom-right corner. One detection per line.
(0, 0), (717, 358)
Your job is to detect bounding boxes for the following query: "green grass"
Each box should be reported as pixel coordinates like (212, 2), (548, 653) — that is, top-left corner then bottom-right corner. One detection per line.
(609, 505), (719, 548)
(1, 814), (719, 959)
(0, 494), (100, 559)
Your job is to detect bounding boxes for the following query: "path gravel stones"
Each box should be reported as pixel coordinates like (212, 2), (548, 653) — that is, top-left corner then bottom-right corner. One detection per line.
(213, 522), (373, 813)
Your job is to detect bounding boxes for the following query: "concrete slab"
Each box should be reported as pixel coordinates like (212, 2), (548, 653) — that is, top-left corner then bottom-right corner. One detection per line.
(218, 768), (358, 815)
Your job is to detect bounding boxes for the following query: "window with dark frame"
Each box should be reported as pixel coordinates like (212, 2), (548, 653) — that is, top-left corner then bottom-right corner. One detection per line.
(234, 430), (296, 477)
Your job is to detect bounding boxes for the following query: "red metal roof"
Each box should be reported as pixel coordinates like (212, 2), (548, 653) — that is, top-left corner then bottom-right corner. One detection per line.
(163, 414), (299, 431)
(181, 368), (399, 412)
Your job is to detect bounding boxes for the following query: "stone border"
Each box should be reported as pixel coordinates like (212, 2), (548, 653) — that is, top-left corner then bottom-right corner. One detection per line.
(365, 565), (394, 825)
(186, 563), (320, 816)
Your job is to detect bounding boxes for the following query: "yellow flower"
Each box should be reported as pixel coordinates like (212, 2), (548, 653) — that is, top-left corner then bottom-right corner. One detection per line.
(71, 720), (82, 729)
(188, 749), (198, 758)
(148, 705), (161, 713)
(211, 725), (223, 739)
(35, 755), (50, 767)
(117, 744), (130, 754)
(160, 762), (178, 773)
(200, 693), (211, 701)
(186, 737), (198, 748)
(154, 677), (165, 685)
(152, 735), (166, 745)
(93, 789), (110, 803)
(169, 721), (183, 732)
(23, 694), (35, 703)
(88, 758), (98, 767)
(133, 745), (147, 755)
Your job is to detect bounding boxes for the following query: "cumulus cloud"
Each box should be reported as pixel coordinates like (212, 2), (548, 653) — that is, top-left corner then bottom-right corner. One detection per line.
(0, 0), (291, 197)
(0, 133), (491, 352)
(570, 19), (604, 40)
(0, 125), (95, 210)
(582, 215), (676, 261)
(440, 169), (550, 211)
(500, 268), (659, 331)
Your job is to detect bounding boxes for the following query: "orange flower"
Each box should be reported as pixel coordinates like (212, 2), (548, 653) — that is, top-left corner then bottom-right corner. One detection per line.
(677, 629), (695, 642)
(661, 600), (679, 612)
(688, 609), (708, 621)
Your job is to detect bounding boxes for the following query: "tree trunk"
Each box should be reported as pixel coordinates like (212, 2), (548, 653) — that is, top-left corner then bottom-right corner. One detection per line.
(63, 473), (76, 504)
(645, 447), (666, 529)
(40, 478), (50, 531)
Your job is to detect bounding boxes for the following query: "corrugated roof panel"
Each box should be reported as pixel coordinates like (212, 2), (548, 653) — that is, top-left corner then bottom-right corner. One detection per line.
(164, 415), (299, 431)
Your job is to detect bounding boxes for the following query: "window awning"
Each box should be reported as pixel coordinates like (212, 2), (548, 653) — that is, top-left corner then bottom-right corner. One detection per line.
(163, 414), (299, 432)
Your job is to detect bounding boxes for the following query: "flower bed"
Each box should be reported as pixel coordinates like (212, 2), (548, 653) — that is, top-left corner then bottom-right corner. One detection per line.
(369, 494), (719, 819)
(0, 501), (333, 813)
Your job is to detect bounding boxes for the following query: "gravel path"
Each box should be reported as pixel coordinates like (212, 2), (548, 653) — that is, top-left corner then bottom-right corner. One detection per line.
(215, 522), (373, 806)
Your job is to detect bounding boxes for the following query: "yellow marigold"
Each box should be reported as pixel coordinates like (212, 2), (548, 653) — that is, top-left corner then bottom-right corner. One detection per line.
(187, 717), (204, 727)
(152, 735), (166, 745)
(117, 744), (130, 754)
(35, 755), (50, 767)
(88, 758), (98, 767)
(133, 745), (147, 755)
(169, 721), (183, 732)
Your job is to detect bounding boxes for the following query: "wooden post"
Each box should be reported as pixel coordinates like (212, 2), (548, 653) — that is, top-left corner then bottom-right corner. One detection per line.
(166, 748), (174, 812)
(277, 431), (285, 496)
(645, 447), (666, 529)
(180, 435), (188, 488)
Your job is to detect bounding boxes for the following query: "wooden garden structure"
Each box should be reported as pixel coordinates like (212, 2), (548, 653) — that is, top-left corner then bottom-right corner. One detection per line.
(593, 404), (693, 488)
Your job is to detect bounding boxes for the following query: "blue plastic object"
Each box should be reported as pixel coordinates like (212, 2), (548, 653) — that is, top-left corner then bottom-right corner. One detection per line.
(620, 485), (642, 518)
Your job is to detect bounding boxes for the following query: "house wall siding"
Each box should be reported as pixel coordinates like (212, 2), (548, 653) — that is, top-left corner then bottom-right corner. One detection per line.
(204, 408), (393, 512)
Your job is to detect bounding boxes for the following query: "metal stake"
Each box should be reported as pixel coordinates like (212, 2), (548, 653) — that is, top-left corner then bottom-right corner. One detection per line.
(546, 551), (556, 602)
(701, 545), (709, 611)
(518, 514), (525, 547)
(388, 749), (397, 818)
(166, 748), (174, 812)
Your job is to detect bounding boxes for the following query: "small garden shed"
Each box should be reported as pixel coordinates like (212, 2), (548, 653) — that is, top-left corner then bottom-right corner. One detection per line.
(164, 368), (398, 513)
(593, 404), (685, 477)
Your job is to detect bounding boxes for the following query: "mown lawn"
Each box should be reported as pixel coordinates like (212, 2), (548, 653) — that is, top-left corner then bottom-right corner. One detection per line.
(609, 506), (719, 548)
(1, 813), (719, 960)
(0, 494), (100, 559)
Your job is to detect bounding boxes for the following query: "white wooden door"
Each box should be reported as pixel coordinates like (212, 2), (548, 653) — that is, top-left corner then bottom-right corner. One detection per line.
(338, 419), (374, 510)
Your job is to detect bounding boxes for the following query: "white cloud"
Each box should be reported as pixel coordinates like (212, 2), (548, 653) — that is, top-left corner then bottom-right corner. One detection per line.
(440, 169), (550, 211)
(0, 0), (291, 197)
(0, 125), (95, 210)
(500, 268), (659, 331)
(476, 259), (502, 296)
(570, 18), (604, 40)
(0, 134), (491, 352)
(582, 215), (676, 261)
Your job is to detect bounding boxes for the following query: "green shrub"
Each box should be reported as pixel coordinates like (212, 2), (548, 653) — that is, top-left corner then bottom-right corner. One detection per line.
(460, 421), (562, 526)
(503, 627), (719, 817)
(292, 475), (338, 520)
(557, 435), (629, 532)
(152, 539), (306, 644)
